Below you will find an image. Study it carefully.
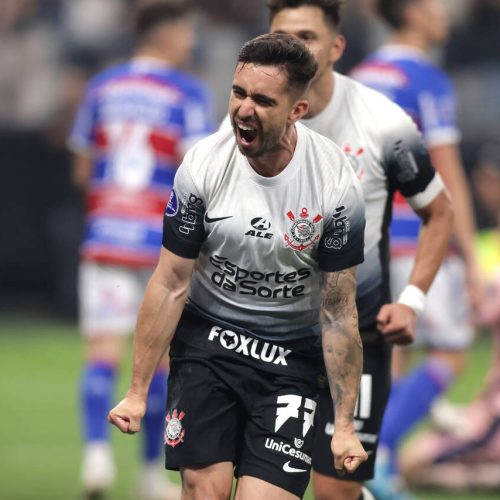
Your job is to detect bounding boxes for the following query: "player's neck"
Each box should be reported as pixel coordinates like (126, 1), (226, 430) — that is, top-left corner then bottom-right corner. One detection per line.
(248, 125), (297, 178)
(390, 31), (431, 54)
(134, 46), (175, 66)
(304, 70), (334, 118)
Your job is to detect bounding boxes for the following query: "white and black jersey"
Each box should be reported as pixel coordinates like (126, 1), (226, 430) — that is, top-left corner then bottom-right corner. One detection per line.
(162, 122), (365, 342)
(302, 72), (444, 332)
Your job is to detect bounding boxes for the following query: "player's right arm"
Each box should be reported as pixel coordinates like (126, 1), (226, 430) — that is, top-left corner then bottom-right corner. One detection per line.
(109, 148), (207, 434)
(108, 247), (194, 434)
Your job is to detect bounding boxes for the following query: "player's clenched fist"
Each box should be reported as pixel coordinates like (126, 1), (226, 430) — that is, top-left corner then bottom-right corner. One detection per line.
(331, 428), (368, 476)
(108, 394), (147, 435)
(376, 302), (416, 346)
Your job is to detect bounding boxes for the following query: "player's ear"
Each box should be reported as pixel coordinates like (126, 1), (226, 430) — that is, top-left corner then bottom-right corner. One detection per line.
(288, 98), (309, 124)
(330, 33), (346, 64)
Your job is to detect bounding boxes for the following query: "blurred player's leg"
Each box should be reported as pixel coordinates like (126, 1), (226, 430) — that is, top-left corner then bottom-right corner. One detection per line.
(79, 263), (176, 498)
(367, 257), (472, 498)
(387, 257), (470, 469)
(80, 335), (125, 497)
(401, 264), (500, 491)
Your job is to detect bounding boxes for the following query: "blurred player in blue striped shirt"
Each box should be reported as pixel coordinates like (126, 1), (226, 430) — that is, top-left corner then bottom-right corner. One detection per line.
(68, 3), (214, 498)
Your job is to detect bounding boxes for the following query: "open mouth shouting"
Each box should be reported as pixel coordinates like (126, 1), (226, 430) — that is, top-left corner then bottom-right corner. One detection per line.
(235, 121), (259, 150)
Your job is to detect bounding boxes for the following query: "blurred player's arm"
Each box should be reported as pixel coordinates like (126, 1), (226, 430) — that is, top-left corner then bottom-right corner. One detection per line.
(320, 266), (368, 474)
(430, 144), (481, 304)
(377, 106), (455, 344)
(71, 152), (94, 191)
(411, 190), (454, 292)
(68, 81), (97, 191)
(108, 247), (194, 434)
(378, 190), (453, 344)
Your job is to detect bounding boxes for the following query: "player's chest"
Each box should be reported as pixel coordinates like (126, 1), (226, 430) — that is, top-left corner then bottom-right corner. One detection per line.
(204, 182), (326, 254)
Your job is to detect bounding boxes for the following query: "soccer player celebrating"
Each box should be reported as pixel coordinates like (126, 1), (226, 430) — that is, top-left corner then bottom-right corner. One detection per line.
(68, 3), (214, 498)
(265, 1), (453, 499)
(352, 0), (482, 495)
(109, 33), (368, 500)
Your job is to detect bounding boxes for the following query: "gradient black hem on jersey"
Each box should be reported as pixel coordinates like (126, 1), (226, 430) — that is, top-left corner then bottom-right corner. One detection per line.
(170, 308), (323, 377)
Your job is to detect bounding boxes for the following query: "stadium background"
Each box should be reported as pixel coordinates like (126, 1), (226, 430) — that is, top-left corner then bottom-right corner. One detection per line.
(0, 1), (499, 498)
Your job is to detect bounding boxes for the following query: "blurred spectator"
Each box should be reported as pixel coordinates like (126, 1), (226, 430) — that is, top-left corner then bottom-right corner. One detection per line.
(446, 0), (500, 67)
(0, 1), (87, 317)
(445, 0), (500, 142)
(193, 0), (267, 121)
(59, 0), (130, 72)
(0, 126), (79, 314)
(471, 140), (500, 230)
(0, 0), (61, 129)
(336, 0), (380, 73)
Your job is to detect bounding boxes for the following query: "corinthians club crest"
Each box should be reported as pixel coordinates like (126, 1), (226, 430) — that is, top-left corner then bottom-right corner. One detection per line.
(342, 144), (365, 180)
(164, 408), (185, 448)
(284, 208), (323, 251)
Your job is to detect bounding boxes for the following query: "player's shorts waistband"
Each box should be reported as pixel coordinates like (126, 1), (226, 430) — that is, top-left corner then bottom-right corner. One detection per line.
(171, 309), (322, 378)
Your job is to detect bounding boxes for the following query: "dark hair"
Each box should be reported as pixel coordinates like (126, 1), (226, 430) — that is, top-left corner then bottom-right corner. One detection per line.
(376, 0), (418, 30)
(237, 33), (318, 96)
(266, 0), (343, 30)
(135, 1), (192, 39)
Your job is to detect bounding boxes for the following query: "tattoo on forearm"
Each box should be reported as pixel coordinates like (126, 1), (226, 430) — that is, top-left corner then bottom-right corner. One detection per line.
(320, 267), (363, 422)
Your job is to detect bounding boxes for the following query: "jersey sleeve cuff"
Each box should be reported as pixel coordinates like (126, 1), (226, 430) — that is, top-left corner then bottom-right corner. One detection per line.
(162, 231), (201, 259)
(406, 173), (445, 210)
(424, 128), (461, 148)
(318, 250), (364, 273)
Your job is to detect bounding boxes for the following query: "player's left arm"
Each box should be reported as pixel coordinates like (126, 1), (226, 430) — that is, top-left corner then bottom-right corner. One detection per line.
(377, 189), (453, 345)
(72, 152), (94, 191)
(320, 265), (368, 475)
(430, 143), (482, 306)
(68, 81), (97, 192)
(377, 100), (454, 345)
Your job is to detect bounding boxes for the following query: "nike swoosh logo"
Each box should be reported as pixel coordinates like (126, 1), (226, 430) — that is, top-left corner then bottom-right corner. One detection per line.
(282, 461), (307, 473)
(204, 214), (233, 223)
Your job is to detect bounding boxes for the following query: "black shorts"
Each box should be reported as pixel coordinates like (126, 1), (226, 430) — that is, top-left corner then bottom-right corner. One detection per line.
(164, 309), (322, 498)
(312, 334), (391, 481)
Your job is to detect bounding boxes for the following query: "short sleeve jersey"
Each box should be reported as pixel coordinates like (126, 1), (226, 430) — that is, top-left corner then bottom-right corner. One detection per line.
(301, 72), (444, 331)
(162, 122), (365, 341)
(68, 57), (214, 267)
(351, 46), (458, 256)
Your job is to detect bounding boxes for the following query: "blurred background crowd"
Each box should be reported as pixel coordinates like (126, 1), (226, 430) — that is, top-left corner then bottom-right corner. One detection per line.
(0, 0), (499, 318)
